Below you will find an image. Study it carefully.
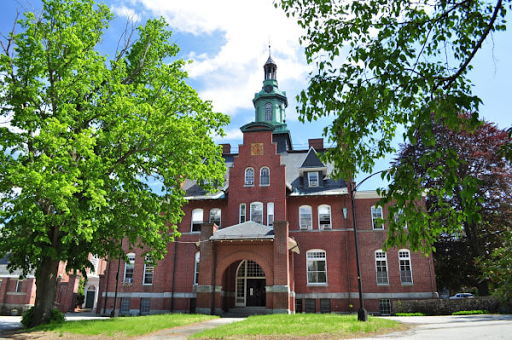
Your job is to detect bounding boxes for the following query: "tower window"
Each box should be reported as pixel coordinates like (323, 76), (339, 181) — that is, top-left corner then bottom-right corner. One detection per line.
(260, 167), (270, 186)
(245, 168), (254, 186)
(265, 103), (273, 122)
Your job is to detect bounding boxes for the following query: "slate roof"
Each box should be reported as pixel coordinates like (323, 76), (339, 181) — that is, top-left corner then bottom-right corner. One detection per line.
(183, 148), (348, 199)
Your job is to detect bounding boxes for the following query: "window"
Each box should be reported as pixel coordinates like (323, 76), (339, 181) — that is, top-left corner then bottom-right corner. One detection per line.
(267, 202), (274, 227)
(395, 208), (407, 229)
(305, 299), (316, 313)
(140, 298), (151, 315)
(371, 206), (384, 230)
(375, 251), (389, 285)
(0, 279), (2, 290)
(245, 168), (254, 186)
(260, 167), (270, 186)
(399, 250), (413, 284)
(307, 250), (327, 284)
(121, 298), (130, 313)
(194, 252), (200, 285)
(191, 208), (203, 232)
(308, 172), (319, 187)
(250, 202), (263, 224)
(320, 299), (331, 313)
(123, 253), (135, 284)
(265, 102), (273, 121)
(239, 203), (246, 223)
(143, 256), (154, 285)
(318, 205), (331, 229)
(299, 205), (312, 230)
(209, 208), (221, 227)
(379, 299), (391, 315)
(15, 280), (23, 293)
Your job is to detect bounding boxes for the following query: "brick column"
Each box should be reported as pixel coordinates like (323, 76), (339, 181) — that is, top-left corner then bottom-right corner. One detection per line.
(272, 220), (290, 313)
(196, 223), (217, 315)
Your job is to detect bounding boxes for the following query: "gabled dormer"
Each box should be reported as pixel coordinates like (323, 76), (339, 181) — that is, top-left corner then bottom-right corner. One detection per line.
(299, 148), (328, 188)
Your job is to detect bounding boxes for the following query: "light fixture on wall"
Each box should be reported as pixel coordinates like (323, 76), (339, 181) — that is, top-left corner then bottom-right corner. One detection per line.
(342, 208), (348, 219)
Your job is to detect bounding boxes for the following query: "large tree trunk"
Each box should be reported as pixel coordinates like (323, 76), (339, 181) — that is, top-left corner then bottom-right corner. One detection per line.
(30, 256), (61, 328)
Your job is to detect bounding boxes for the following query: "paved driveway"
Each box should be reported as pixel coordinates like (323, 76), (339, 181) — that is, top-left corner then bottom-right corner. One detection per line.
(357, 314), (512, 340)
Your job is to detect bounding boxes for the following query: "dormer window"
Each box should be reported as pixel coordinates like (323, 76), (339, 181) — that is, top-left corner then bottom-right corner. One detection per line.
(308, 172), (319, 187)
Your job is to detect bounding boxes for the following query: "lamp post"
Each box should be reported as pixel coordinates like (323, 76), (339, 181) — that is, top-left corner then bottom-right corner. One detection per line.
(350, 170), (387, 322)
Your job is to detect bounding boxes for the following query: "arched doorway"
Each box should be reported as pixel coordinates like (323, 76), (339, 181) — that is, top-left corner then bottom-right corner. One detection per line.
(235, 260), (266, 307)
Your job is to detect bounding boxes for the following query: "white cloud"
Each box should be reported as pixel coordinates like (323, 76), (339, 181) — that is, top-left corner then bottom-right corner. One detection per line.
(110, 5), (142, 23)
(127, 0), (309, 116)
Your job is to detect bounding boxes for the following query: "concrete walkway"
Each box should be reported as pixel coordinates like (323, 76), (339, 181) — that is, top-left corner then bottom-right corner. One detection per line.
(140, 317), (245, 340)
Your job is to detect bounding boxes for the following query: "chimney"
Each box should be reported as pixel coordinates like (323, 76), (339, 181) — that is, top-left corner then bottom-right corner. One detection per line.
(221, 143), (231, 154)
(308, 138), (324, 150)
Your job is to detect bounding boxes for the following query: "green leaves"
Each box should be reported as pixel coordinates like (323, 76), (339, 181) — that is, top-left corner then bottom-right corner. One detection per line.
(0, 0), (229, 279)
(277, 0), (511, 253)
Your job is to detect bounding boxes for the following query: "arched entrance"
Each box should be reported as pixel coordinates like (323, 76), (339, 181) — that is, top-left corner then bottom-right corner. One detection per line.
(235, 260), (266, 307)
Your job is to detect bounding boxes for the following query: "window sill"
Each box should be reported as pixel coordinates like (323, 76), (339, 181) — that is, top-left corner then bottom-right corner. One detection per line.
(377, 283), (390, 286)
(401, 283), (414, 286)
(307, 283), (328, 287)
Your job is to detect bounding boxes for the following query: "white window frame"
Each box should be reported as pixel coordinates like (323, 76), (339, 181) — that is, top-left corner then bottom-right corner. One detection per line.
(399, 249), (413, 284)
(375, 250), (389, 285)
(143, 256), (154, 285)
(306, 250), (327, 285)
(318, 205), (331, 230)
(371, 206), (384, 230)
(265, 102), (273, 121)
(250, 202), (263, 224)
(15, 280), (23, 293)
(191, 208), (203, 232)
(245, 168), (254, 186)
(308, 172), (319, 187)
(194, 252), (200, 285)
(123, 253), (135, 284)
(299, 205), (312, 230)
(239, 203), (246, 223)
(267, 202), (274, 227)
(209, 208), (221, 227)
(260, 167), (270, 186)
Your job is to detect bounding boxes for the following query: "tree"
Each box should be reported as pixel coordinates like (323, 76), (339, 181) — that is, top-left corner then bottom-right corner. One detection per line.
(392, 113), (512, 295)
(0, 0), (229, 327)
(276, 0), (511, 252)
(478, 231), (512, 302)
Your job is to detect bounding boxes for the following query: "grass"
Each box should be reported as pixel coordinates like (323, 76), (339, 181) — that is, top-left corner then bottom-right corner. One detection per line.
(28, 313), (218, 337)
(191, 314), (404, 339)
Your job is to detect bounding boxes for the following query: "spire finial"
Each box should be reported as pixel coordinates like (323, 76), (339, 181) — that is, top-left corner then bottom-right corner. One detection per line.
(268, 37), (271, 57)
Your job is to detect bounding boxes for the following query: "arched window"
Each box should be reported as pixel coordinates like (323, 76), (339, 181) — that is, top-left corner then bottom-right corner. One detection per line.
(265, 103), (273, 121)
(191, 208), (203, 232)
(306, 250), (327, 284)
(299, 205), (312, 230)
(209, 208), (221, 227)
(250, 202), (263, 224)
(123, 253), (135, 284)
(260, 167), (270, 186)
(375, 250), (389, 285)
(399, 249), (413, 284)
(245, 168), (254, 186)
(318, 205), (331, 229)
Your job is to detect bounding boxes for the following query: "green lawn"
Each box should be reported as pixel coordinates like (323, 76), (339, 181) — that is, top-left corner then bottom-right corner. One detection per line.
(29, 313), (218, 337)
(23, 313), (404, 339)
(192, 314), (404, 339)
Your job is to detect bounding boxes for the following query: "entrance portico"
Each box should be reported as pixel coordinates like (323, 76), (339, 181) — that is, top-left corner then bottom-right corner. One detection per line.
(195, 221), (299, 315)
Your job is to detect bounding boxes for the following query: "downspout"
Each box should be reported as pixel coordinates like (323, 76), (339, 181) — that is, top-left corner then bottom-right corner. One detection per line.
(171, 241), (178, 312)
(102, 254), (111, 315)
(211, 241), (217, 315)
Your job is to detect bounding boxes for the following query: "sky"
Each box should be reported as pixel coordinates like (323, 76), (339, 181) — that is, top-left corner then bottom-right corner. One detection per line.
(1, 0), (511, 190)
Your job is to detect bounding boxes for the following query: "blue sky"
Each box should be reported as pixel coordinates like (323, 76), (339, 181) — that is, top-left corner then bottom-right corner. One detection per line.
(1, 0), (511, 190)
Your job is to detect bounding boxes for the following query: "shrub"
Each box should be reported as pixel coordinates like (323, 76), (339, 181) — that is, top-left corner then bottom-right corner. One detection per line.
(452, 310), (488, 315)
(21, 307), (65, 328)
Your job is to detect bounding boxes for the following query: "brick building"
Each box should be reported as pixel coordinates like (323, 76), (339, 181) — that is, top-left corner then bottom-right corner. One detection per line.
(97, 55), (437, 317)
